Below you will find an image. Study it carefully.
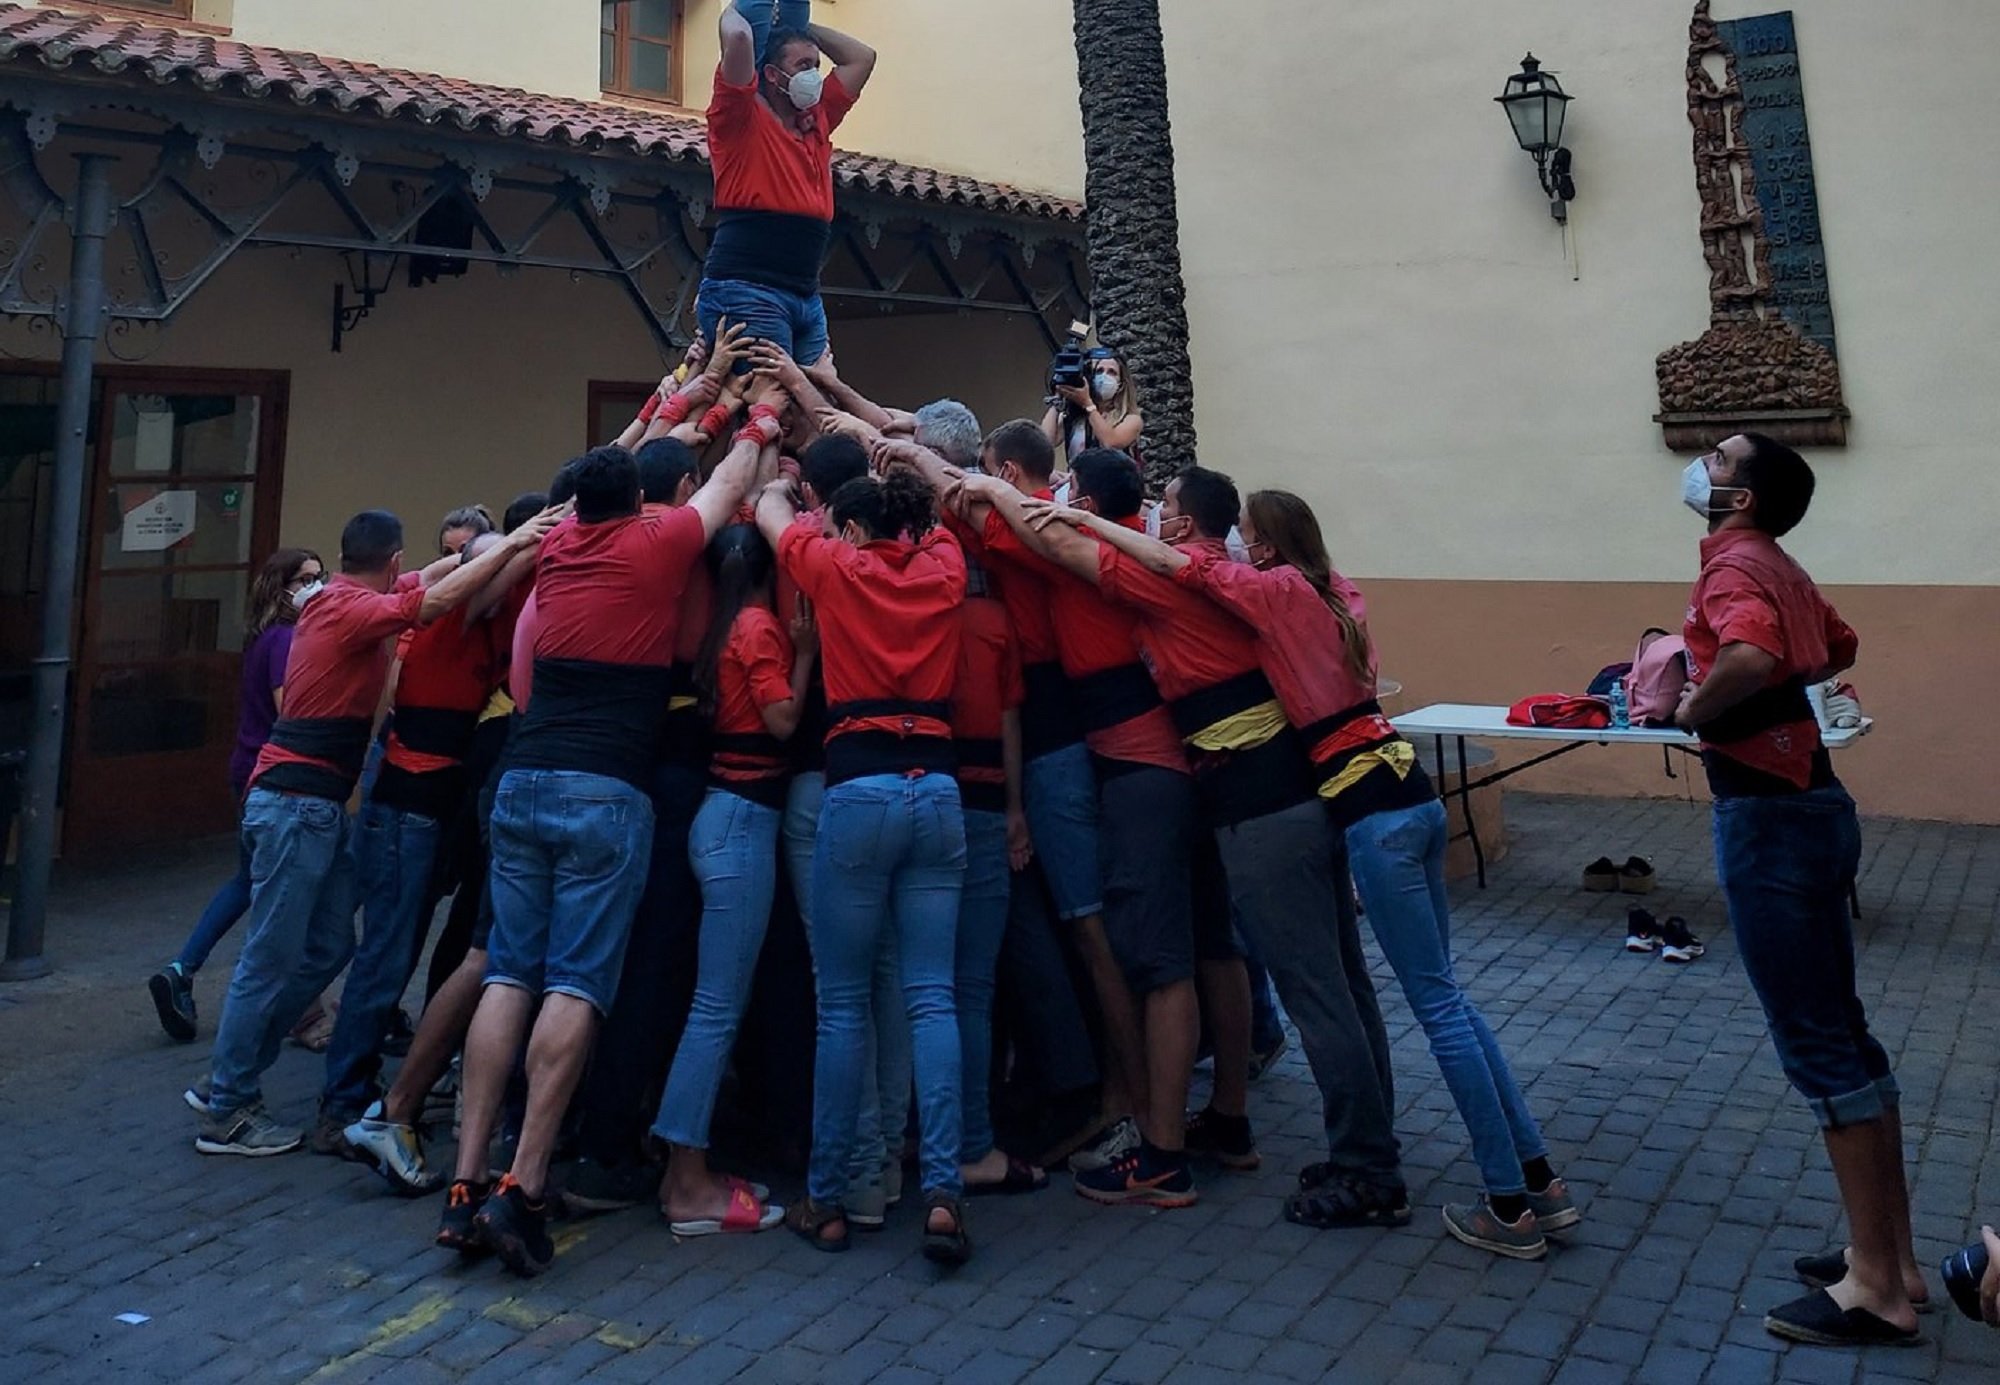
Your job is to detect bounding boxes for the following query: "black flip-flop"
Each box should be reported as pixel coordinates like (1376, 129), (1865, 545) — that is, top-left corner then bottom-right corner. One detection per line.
(966, 1155), (1048, 1197)
(1763, 1289), (1920, 1347)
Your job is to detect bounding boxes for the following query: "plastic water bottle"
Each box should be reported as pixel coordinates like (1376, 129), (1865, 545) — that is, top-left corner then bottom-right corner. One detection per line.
(1608, 680), (1630, 730)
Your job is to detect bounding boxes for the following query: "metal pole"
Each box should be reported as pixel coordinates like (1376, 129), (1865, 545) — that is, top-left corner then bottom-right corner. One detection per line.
(2, 155), (113, 982)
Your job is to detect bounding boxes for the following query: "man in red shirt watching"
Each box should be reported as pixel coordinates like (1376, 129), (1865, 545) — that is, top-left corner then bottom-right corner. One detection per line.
(445, 393), (778, 1278)
(196, 507), (558, 1159)
(697, 1), (876, 372)
(1674, 433), (1920, 1347)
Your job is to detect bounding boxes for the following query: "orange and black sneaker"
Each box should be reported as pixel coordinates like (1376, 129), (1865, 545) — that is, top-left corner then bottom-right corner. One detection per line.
(436, 1178), (491, 1255)
(473, 1174), (554, 1278)
(1073, 1141), (1197, 1208)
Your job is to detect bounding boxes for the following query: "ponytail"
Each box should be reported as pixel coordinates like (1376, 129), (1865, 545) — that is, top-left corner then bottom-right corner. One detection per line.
(693, 524), (774, 719)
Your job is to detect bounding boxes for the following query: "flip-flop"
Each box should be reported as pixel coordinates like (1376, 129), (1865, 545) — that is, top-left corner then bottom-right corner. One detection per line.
(967, 1155), (1049, 1197)
(667, 1176), (782, 1237)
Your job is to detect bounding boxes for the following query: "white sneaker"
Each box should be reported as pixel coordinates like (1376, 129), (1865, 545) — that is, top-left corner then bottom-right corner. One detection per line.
(1068, 1115), (1140, 1173)
(343, 1101), (445, 1195)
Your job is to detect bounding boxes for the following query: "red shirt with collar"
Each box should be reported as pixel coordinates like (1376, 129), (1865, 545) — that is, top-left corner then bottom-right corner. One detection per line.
(952, 595), (1022, 809)
(250, 572), (425, 795)
(978, 509), (1185, 774)
(1685, 527), (1857, 789)
(381, 612), (502, 777)
(710, 604), (796, 788)
(945, 492), (1060, 667)
(1095, 539), (1262, 704)
(777, 521), (965, 745)
(708, 70), (858, 220)
(1177, 553), (1377, 726)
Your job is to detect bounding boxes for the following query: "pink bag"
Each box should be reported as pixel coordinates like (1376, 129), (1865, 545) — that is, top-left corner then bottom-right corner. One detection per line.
(1624, 628), (1690, 726)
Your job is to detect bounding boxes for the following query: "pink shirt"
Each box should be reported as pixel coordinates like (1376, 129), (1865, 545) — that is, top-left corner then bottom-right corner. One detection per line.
(1176, 552), (1377, 727)
(509, 590), (541, 713)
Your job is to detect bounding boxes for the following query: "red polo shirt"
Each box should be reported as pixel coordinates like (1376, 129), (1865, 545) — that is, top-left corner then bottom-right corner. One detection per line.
(710, 604), (795, 791)
(708, 70), (858, 221)
(777, 522), (965, 749)
(1685, 528), (1856, 790)
(250, 573), (425, 798)
(381, 613), (502, 777)
(1178, 552), (1377, 727)
(1096, 540), (1262, 704)
(953, 595), (1022, 811)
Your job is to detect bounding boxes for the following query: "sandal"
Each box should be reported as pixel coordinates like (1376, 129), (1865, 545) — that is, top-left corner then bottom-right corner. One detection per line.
(667, 1176), (783, 1237)
(1284, 1175), (1413, 1230)
(921, 1190), (971, 1266)
(783, 1196), (849, 1254)
(1794, 1249), (1936, 1313)
(966, 1155), (1048, 1197)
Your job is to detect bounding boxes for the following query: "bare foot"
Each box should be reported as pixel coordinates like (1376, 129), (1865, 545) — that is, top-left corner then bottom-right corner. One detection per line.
(1832, 1246), (1930, 1306)
(961, 1149), (1012, 1187)
(1827, 1270), (1920, 1332)
(661, 1174), (736, 1225)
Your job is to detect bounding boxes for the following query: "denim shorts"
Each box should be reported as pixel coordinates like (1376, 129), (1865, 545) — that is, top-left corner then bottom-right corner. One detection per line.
(1096, 763), (1200, 993)
(697, 275), (829, 371)
(1713, 783), (1897, 1128)
(484, 769), (655, 1015)
(1023, 741), (1103, 921)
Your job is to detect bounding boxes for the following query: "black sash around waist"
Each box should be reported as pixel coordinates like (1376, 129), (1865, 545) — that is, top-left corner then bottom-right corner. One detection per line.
(1168, 668), (1280, 742)
(507, 658), (675, 791)
(370, 760), (469, 820)
(392, 705), (481, 762)
(257, 715), (373, 800)
(1070, 663), (1162, 735)
(1021, 660), (1082, 759)
(705, 210), (831, 298)
(1696, 676), (1813, 746)
(954, 735), (1006, 813)
(1190, 725), (1316, 828)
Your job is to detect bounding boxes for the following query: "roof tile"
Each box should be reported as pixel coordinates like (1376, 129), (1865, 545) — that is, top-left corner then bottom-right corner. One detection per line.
(0, 2), (1079, 222)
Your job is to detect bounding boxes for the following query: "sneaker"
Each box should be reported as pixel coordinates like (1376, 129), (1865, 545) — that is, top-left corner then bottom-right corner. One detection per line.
(344, 1102), (445, 1196)
(1616, 856), (1656, 895)
(1248, 1030), (1289, 1082)
(195, 1103), (304, 1157)
(437, 1179), (492, 1254)
(1074, 1144), (1198, 1209)
(560, 1157), (658, 1217)
(1659, 917), (1706, 963)
(1624, 907), (1661, 954)
(1442, 1201), (1547, 1260)
(1067, 1115), (1140, 1174)
(846, 1180), (888, 1230)
(1182, 1107), (1260, 1172)
(473, 1174), (555, 1277)
(148, 963), (198, 1043)
(1582, 856), (1619, 893)
(1526, 1178), (1582, 1232)
(183, 1075), (213, 1113)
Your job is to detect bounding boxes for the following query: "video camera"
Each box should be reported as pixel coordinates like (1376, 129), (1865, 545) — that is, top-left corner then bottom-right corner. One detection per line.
(1049, 320), (1094, 393)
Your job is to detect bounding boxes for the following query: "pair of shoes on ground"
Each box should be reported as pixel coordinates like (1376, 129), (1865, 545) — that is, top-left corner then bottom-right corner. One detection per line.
(1439, 1181), (1584, 1261)
(1583, 856), (1655, 894)
(438, 1174), (554, 1277)
(1624, 907), (1706, 963)
(1761, 1248), (1924, 1347)
(1067, 1116), (1197, 1208)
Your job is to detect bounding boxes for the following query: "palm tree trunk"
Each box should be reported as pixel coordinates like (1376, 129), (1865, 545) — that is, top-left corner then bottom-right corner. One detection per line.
(1071, 0), (1196, 484)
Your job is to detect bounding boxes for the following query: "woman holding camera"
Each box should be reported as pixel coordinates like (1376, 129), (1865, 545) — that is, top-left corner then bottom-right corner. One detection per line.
(1042, 348), (1143, 468)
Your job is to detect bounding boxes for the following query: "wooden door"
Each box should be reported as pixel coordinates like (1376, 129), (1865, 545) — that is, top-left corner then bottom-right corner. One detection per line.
(65, 370), (287, 852)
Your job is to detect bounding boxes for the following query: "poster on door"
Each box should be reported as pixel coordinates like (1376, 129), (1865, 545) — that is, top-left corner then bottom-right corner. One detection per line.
(121, 490), (198, 552)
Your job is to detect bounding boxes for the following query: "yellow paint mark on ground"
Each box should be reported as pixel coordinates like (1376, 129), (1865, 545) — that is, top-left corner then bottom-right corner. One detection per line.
(484, 1297), (554, 1332)
(594, 1323), (647, 1350)
(300, 1293), (454, 1382)
(550, 1224), (591, 1254)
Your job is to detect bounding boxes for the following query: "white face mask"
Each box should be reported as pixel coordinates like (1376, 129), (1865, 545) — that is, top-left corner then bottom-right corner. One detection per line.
(1091, 371), (1119, 403)
(1680, 456), (1748, 519)
(781, 66), (825, 111)
(291, 579), (325, 609)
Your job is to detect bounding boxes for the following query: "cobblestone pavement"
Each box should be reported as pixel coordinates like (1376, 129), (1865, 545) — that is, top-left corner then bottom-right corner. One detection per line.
(1, 793), (1996, 1384)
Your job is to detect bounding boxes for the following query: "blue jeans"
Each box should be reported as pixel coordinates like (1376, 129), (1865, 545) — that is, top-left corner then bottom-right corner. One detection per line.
(1713, 784), (1893, 1128)
(177, 831), (251, 973)
(955, 808), (1012, 1163)
(320, 800), (442, 1118)
(484, 770), (655, 1014)
(1346, 799), (1546, 1196)
(784, 772), (823, 929)
(807, 773), (967, 1204)
(698, 277), (829, 376)
(651, 789), (782, 1149)
(737, 0), (813, 66)
(1022, 741), (1103, 921)
(208, 789), (359, 1115)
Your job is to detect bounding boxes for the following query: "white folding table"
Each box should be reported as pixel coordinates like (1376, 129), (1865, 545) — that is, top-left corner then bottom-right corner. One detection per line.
(1389, 702), (1872, 891)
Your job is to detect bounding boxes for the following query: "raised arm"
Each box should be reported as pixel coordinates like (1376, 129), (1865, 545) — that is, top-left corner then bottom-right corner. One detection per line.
(804, 353), (895, 430)
(719, 2), (757, 85)
(960, 474), (1100, 586)
(754, 477), (801, 551)
(810, 23), (877, 97)
(418, 506), (562, 624)
(691, 374), (789, 538)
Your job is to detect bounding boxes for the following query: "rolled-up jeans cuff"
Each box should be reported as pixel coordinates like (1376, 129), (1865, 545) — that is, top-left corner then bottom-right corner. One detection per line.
(1808, 1077), (1893, 1130)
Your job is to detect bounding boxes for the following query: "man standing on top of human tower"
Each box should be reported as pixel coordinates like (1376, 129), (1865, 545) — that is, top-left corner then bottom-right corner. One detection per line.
(698, 1), (877, 367)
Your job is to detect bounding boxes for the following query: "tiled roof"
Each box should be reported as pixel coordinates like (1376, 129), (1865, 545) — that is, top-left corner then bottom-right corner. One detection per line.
(0, 2), (1080, 222)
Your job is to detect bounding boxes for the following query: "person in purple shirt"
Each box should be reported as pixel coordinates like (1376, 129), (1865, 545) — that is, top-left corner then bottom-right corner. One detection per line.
(148, 547), (324, 1042)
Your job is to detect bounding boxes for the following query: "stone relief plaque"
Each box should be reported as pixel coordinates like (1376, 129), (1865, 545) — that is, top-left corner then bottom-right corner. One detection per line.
(1655, 2), (1849, 449)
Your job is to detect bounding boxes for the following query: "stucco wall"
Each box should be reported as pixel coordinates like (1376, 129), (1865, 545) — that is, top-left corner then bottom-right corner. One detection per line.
(1160, 0), (2000, 588)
